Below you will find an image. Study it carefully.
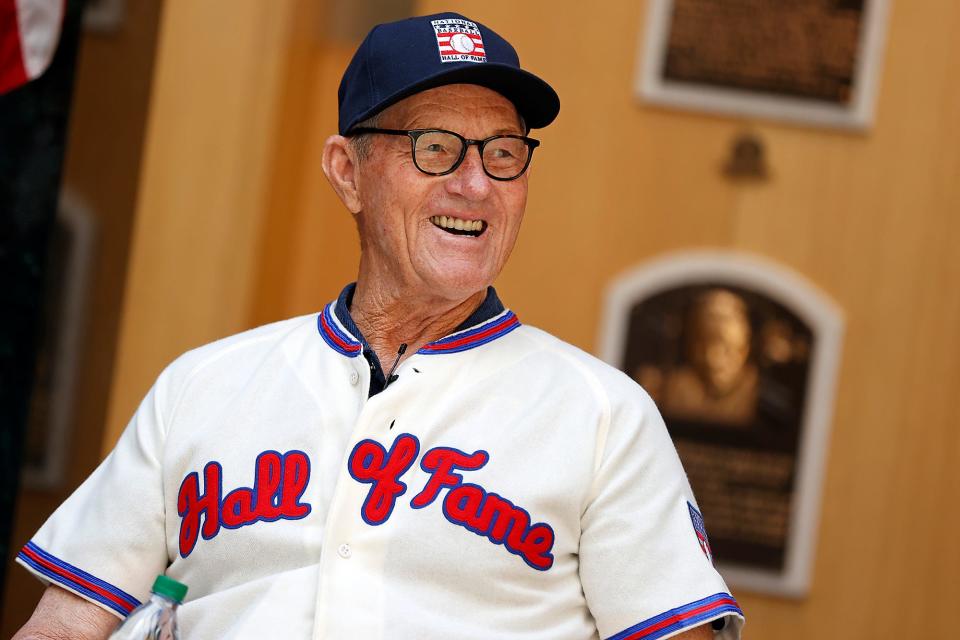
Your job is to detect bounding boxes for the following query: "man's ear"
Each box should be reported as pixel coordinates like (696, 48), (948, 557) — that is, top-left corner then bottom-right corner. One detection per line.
(322, 135), (362, 214)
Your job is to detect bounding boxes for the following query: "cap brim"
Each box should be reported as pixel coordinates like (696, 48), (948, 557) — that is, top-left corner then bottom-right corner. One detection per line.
(344, 63), (560, 133)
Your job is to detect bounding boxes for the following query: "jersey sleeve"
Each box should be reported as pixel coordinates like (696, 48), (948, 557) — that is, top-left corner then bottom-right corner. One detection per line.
(15, 368), (175, 619)
(579, 374), (745, 640)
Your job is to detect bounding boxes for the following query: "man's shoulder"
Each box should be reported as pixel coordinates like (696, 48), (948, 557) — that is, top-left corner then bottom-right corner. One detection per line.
(160, 312), (319, 387)
(510, 324), (628, 378)
(508, 324), (652, 405)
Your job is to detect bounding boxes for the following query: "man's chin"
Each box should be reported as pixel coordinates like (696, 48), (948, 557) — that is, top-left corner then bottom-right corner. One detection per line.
(415, 268), (496, 302)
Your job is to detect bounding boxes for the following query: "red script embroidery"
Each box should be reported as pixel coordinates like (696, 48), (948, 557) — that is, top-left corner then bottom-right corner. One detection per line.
(177, 450), (311, 557)
(349, 434), (555, 571)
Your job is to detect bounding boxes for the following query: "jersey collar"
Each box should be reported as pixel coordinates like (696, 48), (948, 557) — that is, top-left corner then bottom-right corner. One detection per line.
(317, 283), (520, 358)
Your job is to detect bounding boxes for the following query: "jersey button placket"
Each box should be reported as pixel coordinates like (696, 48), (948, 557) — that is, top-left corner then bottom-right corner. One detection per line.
(312, 373), (395, 639)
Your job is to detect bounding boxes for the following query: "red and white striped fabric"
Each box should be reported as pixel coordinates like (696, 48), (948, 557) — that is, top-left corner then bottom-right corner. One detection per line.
(0, 0), (65, 95)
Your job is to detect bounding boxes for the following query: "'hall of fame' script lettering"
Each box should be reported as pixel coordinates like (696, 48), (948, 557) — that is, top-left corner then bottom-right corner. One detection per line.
(348, 433), (556, 571)
(176, 450), (312, 557)
(175, 436), (555, 571)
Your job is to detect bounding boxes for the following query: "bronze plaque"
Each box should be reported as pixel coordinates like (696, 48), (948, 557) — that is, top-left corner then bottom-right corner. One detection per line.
(663, 0), (864, 104)
(637, 0), (890, 129)
(624, 285), (812, 571)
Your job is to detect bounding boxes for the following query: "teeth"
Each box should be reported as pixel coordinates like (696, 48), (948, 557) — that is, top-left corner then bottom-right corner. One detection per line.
(430, 216), (484, 233)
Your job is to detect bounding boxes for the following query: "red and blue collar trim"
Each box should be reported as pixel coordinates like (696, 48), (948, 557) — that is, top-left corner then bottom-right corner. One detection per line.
(318, 283), (520, 357)
(18, 541), (142, 617)
(318, 301), (363, 357)
(417, 309), (519, 354)
(605, 592), (742, 640)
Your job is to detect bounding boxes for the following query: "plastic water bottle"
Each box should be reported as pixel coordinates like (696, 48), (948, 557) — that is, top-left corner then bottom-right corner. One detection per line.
(108, 575), (188, 640)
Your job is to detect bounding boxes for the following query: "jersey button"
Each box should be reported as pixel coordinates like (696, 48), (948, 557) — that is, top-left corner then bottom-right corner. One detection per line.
(349, 370), (359, 385)
(337, 543), (352, 559)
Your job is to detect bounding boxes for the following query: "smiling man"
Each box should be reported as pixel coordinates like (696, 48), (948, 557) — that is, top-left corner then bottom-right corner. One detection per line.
(15, 13), (743, 640)
(325, 82), (532, 367)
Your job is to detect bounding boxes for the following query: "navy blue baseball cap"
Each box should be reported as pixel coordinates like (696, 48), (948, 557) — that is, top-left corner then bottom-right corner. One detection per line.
(338, 12), (560, 135)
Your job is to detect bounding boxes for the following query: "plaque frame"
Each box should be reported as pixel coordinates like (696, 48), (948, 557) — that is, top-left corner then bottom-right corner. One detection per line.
(636, 0), (891, 130)
(599, 250), (844, 597)
(84, 0), (126, 33)
(22, 189), (98, 490)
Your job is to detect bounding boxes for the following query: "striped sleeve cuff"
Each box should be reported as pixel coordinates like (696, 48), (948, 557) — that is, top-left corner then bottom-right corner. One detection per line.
(16, 541), (141, 617)
(606, 592), (743, 640)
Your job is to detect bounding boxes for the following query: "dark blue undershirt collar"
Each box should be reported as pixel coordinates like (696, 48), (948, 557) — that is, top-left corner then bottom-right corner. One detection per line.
(324, 282), (514, 396)
(333, 282), (505, 342)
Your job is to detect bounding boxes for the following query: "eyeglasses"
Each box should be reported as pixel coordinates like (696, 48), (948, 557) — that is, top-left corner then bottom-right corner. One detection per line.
(349, 127), (540, 181)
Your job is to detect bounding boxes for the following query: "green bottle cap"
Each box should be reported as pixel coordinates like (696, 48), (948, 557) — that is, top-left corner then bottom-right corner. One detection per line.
(151, 575), (188, 603)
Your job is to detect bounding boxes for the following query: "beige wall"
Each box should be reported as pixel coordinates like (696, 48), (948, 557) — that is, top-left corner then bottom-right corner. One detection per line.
(101, 0), (303, 449)
(50, 0), (960, 638)
(1, 1), (164, 635)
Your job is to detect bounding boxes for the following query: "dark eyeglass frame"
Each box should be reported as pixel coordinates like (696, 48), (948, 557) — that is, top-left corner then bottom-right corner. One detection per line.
(349, 127), (540, 181)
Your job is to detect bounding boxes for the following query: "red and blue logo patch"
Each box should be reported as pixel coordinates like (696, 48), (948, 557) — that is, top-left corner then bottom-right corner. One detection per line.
(687, 501), (713, 563)
(431, 18), (487, 64)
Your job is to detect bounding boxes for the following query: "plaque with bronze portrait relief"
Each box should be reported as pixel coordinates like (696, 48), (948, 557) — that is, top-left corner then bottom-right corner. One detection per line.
(600, 251), (844, 597)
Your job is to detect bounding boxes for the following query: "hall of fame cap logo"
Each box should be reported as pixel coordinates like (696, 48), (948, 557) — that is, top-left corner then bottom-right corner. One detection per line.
(432, 18), (487, 63)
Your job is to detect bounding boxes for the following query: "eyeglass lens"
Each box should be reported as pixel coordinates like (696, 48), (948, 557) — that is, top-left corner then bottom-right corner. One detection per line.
(413, 131), (530, 179)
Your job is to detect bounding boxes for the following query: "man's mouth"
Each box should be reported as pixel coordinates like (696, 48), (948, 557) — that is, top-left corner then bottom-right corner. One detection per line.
(430, 215), (486, 237)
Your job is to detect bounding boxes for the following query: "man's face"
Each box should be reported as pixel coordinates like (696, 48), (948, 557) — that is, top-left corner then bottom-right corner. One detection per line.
(353, 84), (529, 301)
(688, 295), (752, 394)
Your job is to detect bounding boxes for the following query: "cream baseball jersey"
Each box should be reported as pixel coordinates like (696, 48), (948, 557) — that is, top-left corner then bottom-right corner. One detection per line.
(18, 286), (744, 639)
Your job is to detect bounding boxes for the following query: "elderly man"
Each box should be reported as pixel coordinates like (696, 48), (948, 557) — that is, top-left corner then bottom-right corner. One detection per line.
(15, 13), (743, 640)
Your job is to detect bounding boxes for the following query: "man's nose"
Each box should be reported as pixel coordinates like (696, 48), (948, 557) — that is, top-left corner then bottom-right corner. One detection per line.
(445, 145), (493, 200)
